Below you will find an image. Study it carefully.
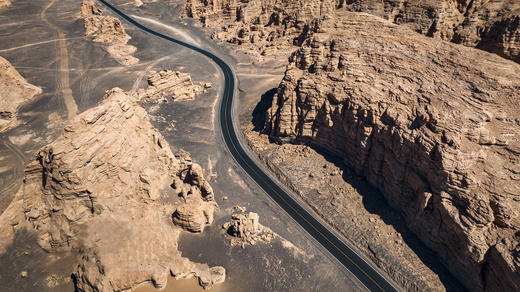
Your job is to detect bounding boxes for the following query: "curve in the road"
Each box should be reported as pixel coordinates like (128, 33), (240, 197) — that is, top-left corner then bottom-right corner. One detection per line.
(97, 1), (400, 291)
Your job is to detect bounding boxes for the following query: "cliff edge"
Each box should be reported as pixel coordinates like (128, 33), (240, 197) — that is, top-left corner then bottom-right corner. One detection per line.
(184, 0), (520, 64)
(265, 12), (520, 291)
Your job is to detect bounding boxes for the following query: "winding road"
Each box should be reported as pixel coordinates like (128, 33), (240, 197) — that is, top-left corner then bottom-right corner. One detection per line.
(98, 1), (400, 291)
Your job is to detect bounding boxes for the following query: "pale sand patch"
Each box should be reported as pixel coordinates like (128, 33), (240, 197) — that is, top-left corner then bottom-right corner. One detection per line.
(8, 134), (32, 146)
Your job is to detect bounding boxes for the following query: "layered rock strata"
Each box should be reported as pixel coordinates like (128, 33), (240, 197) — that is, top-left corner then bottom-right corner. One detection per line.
(0, 56), (42, 132)
(140, 70), (208, 102)
(184, 0), (520, 63)
(80, 1), (139, 65)
(184, 0), (336, 61)
(0, 88), (224, 291)
(172, 163), (218, 232)
(223, 211), (275, 248)
(342, 0), (520, 63)
(265, 11), (520, 292)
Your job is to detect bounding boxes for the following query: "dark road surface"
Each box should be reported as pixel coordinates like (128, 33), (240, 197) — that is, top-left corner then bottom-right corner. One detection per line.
(98, 1), (401, 290)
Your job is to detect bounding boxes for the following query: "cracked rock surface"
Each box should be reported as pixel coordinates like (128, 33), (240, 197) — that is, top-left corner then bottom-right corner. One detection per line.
(185, 0), (520, 64)
(139, 70), (207, 102)
(265, 11), (520, 292)
(80, 0), (139, 65)
(0, 87), (225, 291)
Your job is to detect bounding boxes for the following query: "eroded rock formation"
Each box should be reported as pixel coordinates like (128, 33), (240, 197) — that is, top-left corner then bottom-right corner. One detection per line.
(265, 11), (520, 291)
(0, 56), (42, 132)
(223, 211), (275, 248)
(80, 0), (139, 65)
(342, 0), (520, 63)
(185, 0), (520, 63)
(184, 0), (336, 61)
(139, 70), (208, 101)
(0, 87), (224, 291)
(172, 163), (218, 232)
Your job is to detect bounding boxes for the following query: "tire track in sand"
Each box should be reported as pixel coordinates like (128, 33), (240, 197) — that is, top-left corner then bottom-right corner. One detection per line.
(41, 0), (78, 120)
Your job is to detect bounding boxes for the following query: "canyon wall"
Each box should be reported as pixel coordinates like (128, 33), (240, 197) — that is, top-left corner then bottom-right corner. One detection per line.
(265, 12), (520, 292)
(185, 0), (520, 63)
(184, 0), (336, 61)
(342, 0), (520, 63)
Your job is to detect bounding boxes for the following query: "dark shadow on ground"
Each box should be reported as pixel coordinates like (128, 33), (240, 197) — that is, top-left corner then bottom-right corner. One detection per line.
(251, 88), (276, 132)
(0, 229), (78, 292)
(301, 144), (466, 292)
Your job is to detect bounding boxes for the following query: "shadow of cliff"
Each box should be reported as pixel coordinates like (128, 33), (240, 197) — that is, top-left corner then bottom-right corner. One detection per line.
(249, 89), (466, 291)
(251, 88), (276, 132)
(312, 146), (466, 291)
(0, 229), (77, 292)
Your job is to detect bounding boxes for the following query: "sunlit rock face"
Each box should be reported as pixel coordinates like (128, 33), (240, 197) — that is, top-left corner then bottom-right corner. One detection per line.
(341, 0), (520, 63)
(0, 88), (224, 291)
(185, 0), (520, 64)
(265, 12), (520, 292)
(80, 0), (139, 65)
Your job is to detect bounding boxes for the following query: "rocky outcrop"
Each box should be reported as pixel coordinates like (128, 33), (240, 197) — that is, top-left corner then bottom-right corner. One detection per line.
(172, 163), (218, 232)
(265, 12), (520, 292)
(80, 1), (138, 65)
(185, 0), (520, 64)
(0, 87), (224, 291)
(223, 211), (275, 248)
(342, 0), (520, 63)
(0, 56), (42, 132)
(184, 0), (336, 61)
(139, 70), (208, 102)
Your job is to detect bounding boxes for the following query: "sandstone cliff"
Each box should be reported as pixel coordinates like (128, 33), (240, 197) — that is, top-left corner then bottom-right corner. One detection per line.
(184, 0), (336, 61)
(265, 11), (520, 292)
(342, 0), (520, 63)
(0, 87), (224, 291)
(80, 1), (139, 65)
(185, 0), (520, 64)
(0, 56), (42, 132)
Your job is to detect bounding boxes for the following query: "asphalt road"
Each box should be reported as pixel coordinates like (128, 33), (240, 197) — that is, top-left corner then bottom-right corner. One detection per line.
(98, 1), (401, 291)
